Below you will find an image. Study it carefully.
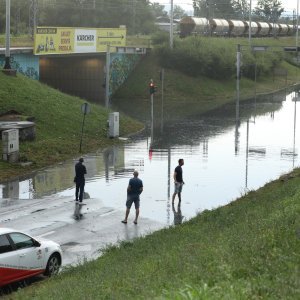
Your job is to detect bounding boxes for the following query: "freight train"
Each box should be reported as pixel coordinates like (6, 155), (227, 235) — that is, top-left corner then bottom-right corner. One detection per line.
(180, 16), (294, 38)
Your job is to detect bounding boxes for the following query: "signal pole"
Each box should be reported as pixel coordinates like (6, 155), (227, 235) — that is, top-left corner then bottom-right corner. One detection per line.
(149, 79), (156, 143)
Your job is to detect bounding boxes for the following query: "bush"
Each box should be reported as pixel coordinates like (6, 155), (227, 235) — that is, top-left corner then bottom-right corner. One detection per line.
(155, 36), (283, 80)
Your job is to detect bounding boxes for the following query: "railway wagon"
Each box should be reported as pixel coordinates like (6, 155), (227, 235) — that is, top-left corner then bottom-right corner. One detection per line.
(179, 17), (208, 36)
(279, 24), (289, 36)
(179, 16), (292, 38)
(228, 20), (247, 36)
(257, 22), (271, 36)
(210, 19), (230, 35)
(245, 21), (259, 36)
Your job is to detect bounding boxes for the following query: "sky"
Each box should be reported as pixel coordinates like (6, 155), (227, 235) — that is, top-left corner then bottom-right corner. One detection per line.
(152, 0), (297, 15)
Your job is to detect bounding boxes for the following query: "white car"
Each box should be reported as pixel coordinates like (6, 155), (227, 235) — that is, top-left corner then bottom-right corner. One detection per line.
(0, 228), (62, 287)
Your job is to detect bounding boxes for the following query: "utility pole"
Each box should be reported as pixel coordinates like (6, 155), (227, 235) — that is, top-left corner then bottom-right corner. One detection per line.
(29, 0), (38, 40)
(170, 0), (174, 49)
(4, 0), (11, 70)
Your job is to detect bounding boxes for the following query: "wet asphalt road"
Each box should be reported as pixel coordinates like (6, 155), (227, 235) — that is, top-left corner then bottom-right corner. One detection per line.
(0, 196), (164, 267)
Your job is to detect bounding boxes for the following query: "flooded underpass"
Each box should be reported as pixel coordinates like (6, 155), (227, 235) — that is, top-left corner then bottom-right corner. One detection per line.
(1, 88), (300, 267)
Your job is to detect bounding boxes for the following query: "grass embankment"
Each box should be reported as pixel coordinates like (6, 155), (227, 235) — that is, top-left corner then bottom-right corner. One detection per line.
(113, 37), (300, 120)
(0, 72), (143, 182)
(12, 169), (300, 299)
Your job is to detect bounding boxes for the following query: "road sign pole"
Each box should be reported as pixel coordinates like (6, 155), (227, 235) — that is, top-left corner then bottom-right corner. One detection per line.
(79, 113), (86, 153)
(79, 103), (90, 153)
(105, 44), (111, 108)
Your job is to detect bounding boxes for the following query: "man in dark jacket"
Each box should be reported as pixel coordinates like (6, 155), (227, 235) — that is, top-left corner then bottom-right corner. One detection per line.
(74, 157), (87, 203)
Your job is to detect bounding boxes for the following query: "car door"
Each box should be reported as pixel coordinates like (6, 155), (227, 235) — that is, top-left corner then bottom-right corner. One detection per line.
(8, 232), (44, 280)
(0, 233), (20, 287)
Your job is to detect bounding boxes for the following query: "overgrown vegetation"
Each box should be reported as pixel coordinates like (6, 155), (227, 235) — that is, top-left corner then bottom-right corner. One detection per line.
(154, 35), (289, 80)
(12, 168), (300, 299)
(0, 72), (143, 182)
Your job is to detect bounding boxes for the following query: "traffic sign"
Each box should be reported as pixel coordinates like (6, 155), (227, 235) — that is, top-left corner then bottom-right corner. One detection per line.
(97, 28), (126, 52)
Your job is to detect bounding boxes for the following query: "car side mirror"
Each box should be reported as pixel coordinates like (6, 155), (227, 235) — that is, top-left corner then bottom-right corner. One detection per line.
(32, 239), (41, 247)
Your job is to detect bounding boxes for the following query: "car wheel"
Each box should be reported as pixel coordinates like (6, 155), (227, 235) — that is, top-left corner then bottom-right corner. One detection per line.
(45, 254), (61, 276)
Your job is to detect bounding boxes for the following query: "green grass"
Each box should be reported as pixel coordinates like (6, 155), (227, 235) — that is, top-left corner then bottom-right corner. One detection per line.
(113, 47), (300, 121)
(11, 169), (300, 299)
(0, 72), (143, 182)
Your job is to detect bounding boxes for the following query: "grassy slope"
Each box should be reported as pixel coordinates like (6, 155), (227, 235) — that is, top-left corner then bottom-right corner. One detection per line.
(13, 170), (300, 299)
(113, 38), (300, 120)
(0, 72), (143, 182)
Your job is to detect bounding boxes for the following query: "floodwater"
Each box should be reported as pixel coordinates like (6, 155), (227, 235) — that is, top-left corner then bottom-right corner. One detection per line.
(1, 88), (300, 225)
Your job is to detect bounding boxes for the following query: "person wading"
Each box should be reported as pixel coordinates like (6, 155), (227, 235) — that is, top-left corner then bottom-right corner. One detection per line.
(172, 158), (184, 204)
(122, 170), (143, 225)
(74, 157), (87, 203)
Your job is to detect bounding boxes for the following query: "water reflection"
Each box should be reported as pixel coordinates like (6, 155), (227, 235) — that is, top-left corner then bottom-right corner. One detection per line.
(172, 202), (184, 225)
(1, 89), (300, 224)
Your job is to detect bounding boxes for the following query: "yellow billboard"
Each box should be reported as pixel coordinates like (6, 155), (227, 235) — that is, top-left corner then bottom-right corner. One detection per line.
(34, 27), (126, 55)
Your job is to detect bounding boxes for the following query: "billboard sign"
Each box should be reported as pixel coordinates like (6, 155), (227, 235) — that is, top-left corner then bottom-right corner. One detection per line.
(34, 27), (126, 55)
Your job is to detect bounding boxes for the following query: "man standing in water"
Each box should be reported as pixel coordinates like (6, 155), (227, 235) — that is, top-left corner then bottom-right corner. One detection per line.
(172, 158), (184, 204)
(122, 170), (143, 225)
(74, 157), (87, 203)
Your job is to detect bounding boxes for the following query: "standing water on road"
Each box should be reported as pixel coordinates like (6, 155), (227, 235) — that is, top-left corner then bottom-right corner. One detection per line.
(1, 89), (299, 225)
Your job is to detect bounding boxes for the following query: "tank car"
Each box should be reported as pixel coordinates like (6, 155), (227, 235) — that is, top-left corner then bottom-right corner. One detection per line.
(269, 23), (281, 36)
(210, 19), (230, 36)
(179, 17), (209, 37)
(245, 21), (259, 36)
(228, 20), (247, 36)
(279, 24), (289, 36)
(257, 22), (271, 36)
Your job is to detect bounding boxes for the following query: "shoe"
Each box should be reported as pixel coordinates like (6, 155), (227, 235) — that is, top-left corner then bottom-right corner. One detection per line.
(133, 221), (137, 225)
(121, 220), (127, 224)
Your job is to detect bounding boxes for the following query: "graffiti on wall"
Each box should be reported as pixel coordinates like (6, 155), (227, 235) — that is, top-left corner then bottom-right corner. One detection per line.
(0, 54), (39, 80)
(109, 53), (141, 96)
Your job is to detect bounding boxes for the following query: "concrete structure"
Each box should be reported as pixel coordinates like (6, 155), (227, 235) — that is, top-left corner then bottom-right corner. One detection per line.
(2, 129), (19, 162)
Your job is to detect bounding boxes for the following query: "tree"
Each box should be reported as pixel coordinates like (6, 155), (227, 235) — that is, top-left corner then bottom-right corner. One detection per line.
(150, 2), (168, 18)
(192, 0), (236, 19)
(232, 0), (249, 20)
(172, 5), (187, 20)
(254, 0), (284, 22)
(0, 0), (157, 35)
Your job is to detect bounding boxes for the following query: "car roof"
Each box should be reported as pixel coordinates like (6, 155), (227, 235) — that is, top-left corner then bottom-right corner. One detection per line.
(0, 228), (20, 235)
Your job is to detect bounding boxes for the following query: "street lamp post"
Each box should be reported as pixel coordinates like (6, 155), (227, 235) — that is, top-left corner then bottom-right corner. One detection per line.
(4, 0), (11, 70)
